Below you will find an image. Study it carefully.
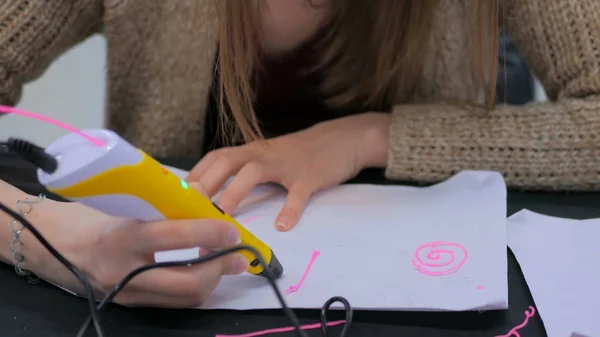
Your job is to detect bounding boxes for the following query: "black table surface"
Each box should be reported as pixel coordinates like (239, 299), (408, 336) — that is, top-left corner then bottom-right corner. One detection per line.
(2, 154), (600, 337)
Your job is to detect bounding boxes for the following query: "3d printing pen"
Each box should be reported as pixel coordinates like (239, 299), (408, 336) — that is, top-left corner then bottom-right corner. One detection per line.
(6, 128), (283, 279)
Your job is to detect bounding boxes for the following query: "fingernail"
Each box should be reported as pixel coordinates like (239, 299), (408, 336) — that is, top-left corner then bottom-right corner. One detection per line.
(228, 228), (241, 245)
(232, 255), (249, 274)
(275, 217), (288, 231)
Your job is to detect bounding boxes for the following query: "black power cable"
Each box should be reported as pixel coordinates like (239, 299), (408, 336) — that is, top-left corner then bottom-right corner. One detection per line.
(4, 138), (57, 173)
(76, 245), (303, 337)
(2, 137), (352, 336)
(0, 200), (353, 337)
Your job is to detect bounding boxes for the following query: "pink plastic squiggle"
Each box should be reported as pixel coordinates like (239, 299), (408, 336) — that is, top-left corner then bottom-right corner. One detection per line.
(241, 216), (260, 224)
(494, 306), (536, 337)
(284, 250), (320, 294)
(215, 307), (536, 337)
(0, 105), (104, 146)
(215, 320), (345, 337)
(412, 241), (468, 276)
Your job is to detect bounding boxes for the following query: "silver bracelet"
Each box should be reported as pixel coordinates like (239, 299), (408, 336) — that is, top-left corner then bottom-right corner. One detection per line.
(8, 194), (46, 284)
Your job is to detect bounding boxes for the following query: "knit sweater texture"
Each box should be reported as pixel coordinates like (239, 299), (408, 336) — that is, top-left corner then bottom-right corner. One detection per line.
(1, 0), (600, 190)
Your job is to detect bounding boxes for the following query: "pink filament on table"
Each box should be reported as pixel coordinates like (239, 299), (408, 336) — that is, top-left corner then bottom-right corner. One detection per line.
(412, 241), (468, 276)
(0, 105), (104, 147)
(494, 306), (536, 337)
(477, 286), (484, 290)
(284, 250), (320, 294)
(241, 216), (260, 224)
(215, 320), (345, 337)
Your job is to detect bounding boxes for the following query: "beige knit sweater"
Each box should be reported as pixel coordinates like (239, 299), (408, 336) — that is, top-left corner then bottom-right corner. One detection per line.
(1, 0), (600, 191)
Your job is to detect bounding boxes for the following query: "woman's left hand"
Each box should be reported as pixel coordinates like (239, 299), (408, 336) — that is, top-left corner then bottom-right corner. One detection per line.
(186, 112), (390, 231)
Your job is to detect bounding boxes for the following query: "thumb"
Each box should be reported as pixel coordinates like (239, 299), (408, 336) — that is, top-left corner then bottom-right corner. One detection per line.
(275, 183), (312, 232)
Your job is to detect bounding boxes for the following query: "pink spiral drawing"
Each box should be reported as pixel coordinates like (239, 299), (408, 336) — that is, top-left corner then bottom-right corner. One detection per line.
(412, 241), (468, 276)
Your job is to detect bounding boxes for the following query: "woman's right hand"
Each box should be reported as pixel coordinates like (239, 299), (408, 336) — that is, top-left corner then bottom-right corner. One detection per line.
(25, 197), (249, 308)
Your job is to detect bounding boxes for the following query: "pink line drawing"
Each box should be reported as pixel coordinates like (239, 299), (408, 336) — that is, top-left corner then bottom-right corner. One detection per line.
(494, 306), (536, 337)
(284, 250), (321, 294)
(214, 306), (535, 337)
(412, 241), (468, 276)
(241, 216), (260, 224)
(215, 320), (345, 337)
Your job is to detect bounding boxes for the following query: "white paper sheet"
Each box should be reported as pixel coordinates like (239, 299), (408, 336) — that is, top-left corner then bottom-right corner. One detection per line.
(508, 210), (600, 337)
(49, 166), (507, 312)
(175, 170), (508, 311)
(572, 331), (597, 337)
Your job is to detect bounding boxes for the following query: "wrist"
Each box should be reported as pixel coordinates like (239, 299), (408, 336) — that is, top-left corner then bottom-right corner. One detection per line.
(19, 198), (67, 268)
(0, 189), (71, 274)
(359, 112), (390, 168)
(5, 197), (95, 291)
(1, 195), (62, 267)
(5, 194), (110, 294)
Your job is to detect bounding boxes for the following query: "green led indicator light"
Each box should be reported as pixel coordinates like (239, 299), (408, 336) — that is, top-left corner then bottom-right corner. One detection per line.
(180, 180), (189, 189)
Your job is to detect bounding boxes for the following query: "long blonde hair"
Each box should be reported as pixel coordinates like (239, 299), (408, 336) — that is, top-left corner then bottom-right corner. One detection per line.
(215, 0), (500, 144)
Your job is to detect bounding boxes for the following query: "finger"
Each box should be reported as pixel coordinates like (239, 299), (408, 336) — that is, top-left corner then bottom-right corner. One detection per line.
(197, 155), (244, 197)
(118, 253), (248, 305)
(218, 163), (271, 214)
(115, 291), (205, 308)
(186, 151), (219, 182)
(134, 219), (241, 253)
(197, 248), (249, 276)
(275, 183), (313, 232)
(187, 181), (208, 196)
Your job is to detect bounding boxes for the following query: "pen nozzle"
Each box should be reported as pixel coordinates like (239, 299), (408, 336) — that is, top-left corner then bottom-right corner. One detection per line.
(259, 250), (283, 280)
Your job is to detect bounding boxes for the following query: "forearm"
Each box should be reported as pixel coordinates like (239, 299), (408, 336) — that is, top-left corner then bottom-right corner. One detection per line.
(385, 98), (600, 191)
(358, 112), (391, 169)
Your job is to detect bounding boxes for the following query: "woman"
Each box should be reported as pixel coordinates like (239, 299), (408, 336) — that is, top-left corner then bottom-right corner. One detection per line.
(1, 0), (599, 307)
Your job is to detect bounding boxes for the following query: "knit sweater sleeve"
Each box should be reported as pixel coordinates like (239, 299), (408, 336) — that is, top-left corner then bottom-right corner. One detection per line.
(384, 0), (600, 191)
(0, 1), (103, 106)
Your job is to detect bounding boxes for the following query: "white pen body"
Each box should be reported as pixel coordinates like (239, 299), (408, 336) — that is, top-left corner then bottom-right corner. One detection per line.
(37, 128), (165, 221)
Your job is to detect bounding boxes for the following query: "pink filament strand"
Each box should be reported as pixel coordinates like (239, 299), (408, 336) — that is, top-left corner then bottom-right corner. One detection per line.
(216, 307), (534, 337)
(284, 249), (320, 294)
(215, 320), (346, 337)
(0, 105), (104, 147)
(242, 216), (260, 224)
(494, 306), (536, 337)
(215, 307), (535, 337)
